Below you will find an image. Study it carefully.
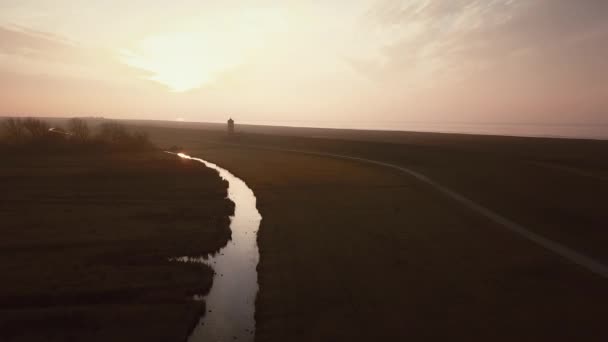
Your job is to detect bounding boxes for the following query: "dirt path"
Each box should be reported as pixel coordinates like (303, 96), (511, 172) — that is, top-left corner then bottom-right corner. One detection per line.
(192, 147), (606, 341)
(224, 144), (608, 279)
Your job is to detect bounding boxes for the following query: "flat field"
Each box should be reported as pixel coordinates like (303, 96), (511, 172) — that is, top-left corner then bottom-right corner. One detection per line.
(0, 150), (233, 341)
(139, 122), (607, 341)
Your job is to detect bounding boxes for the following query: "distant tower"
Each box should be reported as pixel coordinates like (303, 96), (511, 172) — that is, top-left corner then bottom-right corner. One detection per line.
(227, 118), (235, 135)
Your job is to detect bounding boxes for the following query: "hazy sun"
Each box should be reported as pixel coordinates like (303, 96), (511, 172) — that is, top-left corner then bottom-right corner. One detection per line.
(121, 32), (243, 92)
(120, 10), (288, 92)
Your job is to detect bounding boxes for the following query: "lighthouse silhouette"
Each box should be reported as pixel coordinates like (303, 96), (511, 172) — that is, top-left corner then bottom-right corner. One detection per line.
(227, 118), (235, 136)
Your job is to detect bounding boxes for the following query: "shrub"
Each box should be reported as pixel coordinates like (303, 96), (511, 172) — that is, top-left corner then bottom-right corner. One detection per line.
(1, 118), (26, 143)
(97, 122), (154, 151)
(68, 118), (90, 141)
(1, 118), (154, 153)
(22, 118), (50, 140)
(98, 122), (130, 144)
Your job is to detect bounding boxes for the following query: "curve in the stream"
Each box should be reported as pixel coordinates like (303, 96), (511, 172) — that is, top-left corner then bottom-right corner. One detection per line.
(170, 152), (262, 342)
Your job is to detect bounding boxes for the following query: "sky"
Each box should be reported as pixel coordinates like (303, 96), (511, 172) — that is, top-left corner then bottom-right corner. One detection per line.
(0, 0), (607, 129)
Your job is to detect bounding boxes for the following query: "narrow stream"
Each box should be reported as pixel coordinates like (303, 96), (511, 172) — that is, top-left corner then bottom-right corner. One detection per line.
(171, 152), (262, 342)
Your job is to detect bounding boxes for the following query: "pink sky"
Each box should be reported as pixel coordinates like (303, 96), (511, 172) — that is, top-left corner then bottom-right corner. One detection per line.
(1, 0), (607, 128)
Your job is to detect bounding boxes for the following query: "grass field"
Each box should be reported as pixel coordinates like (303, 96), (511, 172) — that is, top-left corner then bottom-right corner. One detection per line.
(2, 118), (606, 341)
(139, 122), (607, 341)
(0, 150), (233, 341)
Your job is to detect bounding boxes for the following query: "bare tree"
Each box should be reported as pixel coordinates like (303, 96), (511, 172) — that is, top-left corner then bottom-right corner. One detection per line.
(98, 122), (129, 144)
(132, 131), (152, 148)
(2, 118), (26, 143)
(22, 118), (50, 139)
(68, 118), (90, 141)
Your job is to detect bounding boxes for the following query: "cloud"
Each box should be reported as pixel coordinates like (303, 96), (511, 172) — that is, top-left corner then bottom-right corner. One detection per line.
(0, 25), (70, 56)
(358, 0), (608, 82)
(0, 25), (171, 116)
(0, 25), (153, 82)
(347, 0), (608, 122)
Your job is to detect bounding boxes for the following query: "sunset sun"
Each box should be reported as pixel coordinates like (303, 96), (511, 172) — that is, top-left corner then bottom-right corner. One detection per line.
(120, 10), (287, 92)
(121, 32), (244, 92)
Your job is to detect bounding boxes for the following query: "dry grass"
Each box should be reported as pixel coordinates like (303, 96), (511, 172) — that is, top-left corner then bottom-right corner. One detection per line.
(138, 123), (607, 341)
(0, 150), (233, 341)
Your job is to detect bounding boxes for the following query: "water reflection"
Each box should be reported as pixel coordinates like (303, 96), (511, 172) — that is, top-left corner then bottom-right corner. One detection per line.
(170, 152), (262, 342)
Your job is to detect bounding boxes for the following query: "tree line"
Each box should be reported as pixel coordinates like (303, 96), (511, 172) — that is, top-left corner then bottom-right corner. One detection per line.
(0, 118), (154, 152)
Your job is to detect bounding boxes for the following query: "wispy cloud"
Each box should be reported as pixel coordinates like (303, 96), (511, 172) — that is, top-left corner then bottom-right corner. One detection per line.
(357, 0), (608, 84)
(0, 25), (153, 82)
(342, 0), (608, 123)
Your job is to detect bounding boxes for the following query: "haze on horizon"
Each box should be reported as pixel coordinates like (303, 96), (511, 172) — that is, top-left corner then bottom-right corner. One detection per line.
(1, 0), (607, 129)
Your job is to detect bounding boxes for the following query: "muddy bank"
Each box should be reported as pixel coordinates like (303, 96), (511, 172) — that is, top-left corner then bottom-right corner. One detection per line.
(0, 151), (234, 341)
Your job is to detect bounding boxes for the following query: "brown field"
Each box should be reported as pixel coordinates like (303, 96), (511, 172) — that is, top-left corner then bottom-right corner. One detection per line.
(2, 117), (607, 341)
(0, 149), (233, 341)
(137, 121), (607, 341)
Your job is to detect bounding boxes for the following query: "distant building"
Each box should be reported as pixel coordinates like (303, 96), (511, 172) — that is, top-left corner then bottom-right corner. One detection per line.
(227, 118), (235, 135)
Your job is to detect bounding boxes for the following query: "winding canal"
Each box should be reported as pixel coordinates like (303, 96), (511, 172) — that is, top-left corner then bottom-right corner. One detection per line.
(171, 152), (262, 342)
